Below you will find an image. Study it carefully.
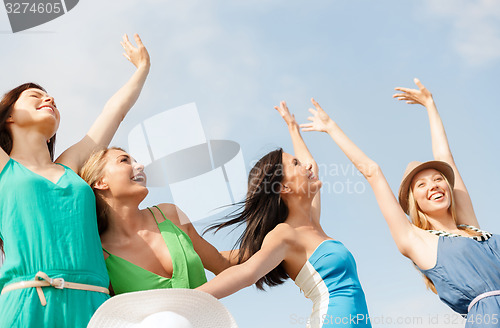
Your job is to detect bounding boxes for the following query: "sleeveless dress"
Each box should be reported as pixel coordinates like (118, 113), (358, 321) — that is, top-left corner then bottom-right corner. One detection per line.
(418, 226), (500, 327)
(103, 206), (207, 295)
(0, 159), (109, 328)
(295, 240), (371, 328)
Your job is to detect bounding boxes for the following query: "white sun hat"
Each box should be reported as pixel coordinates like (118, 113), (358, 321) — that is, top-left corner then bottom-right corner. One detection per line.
(87, 289), (238, 328)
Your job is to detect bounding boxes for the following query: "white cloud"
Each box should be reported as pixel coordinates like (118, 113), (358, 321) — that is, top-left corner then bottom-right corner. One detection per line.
(424, 0), (500, 66)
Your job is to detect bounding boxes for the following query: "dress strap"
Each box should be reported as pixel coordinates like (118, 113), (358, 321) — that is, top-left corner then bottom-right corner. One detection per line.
(102, 248), (111, 256)
(427, 225), (493, 241)
(147, 207), (160, 225)
(153, 205), (169, 222)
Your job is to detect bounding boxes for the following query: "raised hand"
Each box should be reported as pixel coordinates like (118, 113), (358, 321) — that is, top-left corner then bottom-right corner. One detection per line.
(300, 98), (334, 133)
(393, 78), (434, 108)
(121, 34), (150, 70)
(274, 101), (297, 127)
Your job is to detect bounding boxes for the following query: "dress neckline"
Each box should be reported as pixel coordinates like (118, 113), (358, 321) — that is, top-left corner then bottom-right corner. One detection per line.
(11, 158), (67, 185)
(427, 224), (492, 241)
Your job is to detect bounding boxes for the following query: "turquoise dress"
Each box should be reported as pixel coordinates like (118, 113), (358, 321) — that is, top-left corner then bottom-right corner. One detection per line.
(0, 159), (109, 327)
(295, 240), (371, 328)
(103, 206), (207, 294)
(419, 228), (500, 327)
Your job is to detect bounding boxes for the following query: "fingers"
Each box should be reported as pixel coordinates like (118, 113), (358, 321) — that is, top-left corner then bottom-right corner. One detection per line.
(308, 108), (317, 115)
(122, 53), (131, 61)
(134, 33), (144, 47)
(311, 97), (322, 111)
(414, 78), (425, 90)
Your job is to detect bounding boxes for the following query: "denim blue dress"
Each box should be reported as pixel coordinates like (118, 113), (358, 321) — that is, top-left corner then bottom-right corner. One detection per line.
(419, 227), (500, 327)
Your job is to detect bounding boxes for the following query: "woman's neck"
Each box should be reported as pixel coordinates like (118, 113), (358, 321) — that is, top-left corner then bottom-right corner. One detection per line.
(104, 199), (148, 238)
(425, 212), (458, 232)
(10, 132), (52, 165)
(284, 197), (315, 227)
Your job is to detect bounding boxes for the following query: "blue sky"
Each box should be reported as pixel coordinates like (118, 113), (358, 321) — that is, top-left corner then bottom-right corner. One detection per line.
(1, 1), (500, 327)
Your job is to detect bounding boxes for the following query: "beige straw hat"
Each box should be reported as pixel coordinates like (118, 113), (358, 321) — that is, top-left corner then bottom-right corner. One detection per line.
(87, 289), (238, 328)
(398, 161), (455, 214)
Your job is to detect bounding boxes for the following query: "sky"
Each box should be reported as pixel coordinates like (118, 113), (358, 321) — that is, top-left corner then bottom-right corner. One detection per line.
(1, 1), (500, 327)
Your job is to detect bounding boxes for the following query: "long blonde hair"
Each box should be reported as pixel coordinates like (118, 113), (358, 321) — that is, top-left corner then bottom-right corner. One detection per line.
(407, 173), (456, 294)
(80, 147), (125, 235)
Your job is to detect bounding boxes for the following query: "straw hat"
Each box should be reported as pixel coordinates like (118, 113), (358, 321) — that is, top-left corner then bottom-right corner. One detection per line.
(398, 161), (455, 214)
(87, 289), (238, 328)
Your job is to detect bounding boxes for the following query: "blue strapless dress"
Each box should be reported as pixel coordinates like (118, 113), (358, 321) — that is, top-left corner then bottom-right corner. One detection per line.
(295, 240), (371, 328)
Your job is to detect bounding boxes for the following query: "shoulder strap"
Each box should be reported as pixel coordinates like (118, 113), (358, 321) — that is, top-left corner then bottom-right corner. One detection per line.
(153, 205), (169, 223)
(147, 207), (160, 225)
(102, 247), (111, 255)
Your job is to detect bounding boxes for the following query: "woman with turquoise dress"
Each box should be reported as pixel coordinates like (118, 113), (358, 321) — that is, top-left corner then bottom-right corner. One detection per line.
(79, 147), (239, 295)
(300, 79), (500, 327)
(196, 101), (371, 328)
(0, 34), (150, 327)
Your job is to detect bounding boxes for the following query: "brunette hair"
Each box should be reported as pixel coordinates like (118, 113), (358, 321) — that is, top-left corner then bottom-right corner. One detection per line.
(207, 148), (290, 290)
(0, 83), (56, 160)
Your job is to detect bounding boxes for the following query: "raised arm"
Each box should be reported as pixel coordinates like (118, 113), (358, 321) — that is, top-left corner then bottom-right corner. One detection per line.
(57, 34), (150, 172)
(393, 79), (478, 227)
(275, 101), (321, 223)
(300, 98), (425, 258)
(196, 227), (290, 299)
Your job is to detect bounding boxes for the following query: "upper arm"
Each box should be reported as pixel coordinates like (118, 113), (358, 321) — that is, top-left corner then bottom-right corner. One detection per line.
(55, 135), (99, 171)
(367, 167), (424, 256)
(439, 160), (479, 227)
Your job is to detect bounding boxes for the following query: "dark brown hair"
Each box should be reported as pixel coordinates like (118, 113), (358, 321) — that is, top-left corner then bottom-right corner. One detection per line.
(207, 148), (290, 290)
(0, 83), (57, 160)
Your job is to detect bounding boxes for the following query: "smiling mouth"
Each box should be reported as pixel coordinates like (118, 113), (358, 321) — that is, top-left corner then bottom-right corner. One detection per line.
(37, 106), (54, 112)
(429, 192), (444, 201)
(132, 175), (146, 183)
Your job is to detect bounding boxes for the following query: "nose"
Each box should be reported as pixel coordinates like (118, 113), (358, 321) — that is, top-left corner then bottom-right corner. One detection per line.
(134, 162), (145, 172)
(43, 95), (55, 106)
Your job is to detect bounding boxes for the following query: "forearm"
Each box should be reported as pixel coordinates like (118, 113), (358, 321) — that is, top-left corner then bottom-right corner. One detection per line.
(425, 101), (454, 162)
(325, 122), (378, 179)
(288, 124), (317, 170)
(87, 65), (150, 147)
(196, 265), (255, 299)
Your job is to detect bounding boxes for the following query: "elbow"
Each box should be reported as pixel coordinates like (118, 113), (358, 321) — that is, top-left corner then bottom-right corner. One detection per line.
(361, 161), (381, 180)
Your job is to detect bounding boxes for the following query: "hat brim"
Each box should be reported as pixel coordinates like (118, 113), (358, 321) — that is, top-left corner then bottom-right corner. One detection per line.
(398, 161), (455, 215)
(87, 289), (238, 328)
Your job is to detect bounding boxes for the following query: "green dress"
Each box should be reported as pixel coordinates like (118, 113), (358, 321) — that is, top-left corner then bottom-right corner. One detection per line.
(0, 159), (109, 327)
(104, 206), (207, 294)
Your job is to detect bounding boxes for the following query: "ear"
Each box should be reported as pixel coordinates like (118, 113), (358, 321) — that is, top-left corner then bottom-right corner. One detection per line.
(5, 115), (14, 123)
(280, 183), (292, 195)
(93, 178), (109, 191)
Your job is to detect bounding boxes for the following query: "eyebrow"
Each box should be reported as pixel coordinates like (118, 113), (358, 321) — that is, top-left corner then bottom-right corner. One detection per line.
(116, 154), (130, 160)
(25, 89), (47, 97)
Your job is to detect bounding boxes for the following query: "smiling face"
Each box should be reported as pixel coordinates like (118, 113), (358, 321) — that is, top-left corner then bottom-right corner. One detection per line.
(99, 149), (148, 199)
(10, 88), (61, 135)
(410, 168), (451, 215)
(281, 152), (321, 199)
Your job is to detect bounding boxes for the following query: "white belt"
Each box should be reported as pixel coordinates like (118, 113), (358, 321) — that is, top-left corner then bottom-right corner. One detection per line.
(468, 290), (500, 312)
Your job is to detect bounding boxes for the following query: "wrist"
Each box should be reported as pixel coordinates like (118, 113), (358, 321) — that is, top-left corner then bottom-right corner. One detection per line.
(325, 120), (336, 133)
